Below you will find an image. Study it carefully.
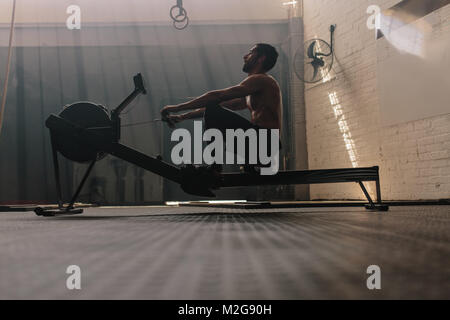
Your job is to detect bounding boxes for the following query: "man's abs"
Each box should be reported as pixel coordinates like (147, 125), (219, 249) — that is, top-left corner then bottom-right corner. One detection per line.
(247, 93), (281, 129)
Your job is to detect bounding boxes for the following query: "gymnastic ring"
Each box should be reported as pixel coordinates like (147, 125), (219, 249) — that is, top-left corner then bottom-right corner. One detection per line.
(170, 5), (188, 23)
(173, 16), (189, 30)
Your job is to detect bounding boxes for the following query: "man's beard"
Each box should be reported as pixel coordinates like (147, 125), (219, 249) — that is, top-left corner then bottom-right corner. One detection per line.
(242, 60), (255, 73)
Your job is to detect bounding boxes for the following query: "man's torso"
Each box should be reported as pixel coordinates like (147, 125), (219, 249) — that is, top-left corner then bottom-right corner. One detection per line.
(244, 74), (282, 130)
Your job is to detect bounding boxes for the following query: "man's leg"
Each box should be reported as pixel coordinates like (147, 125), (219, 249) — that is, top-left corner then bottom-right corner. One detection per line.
(204, 105), (254, 132)
(204, 105), (282, 170)
(204, 105), (256, 169)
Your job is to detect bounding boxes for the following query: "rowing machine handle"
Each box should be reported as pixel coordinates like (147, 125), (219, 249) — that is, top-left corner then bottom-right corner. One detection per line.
(134, 73), (147, 95)
(162, 114), (177, 129)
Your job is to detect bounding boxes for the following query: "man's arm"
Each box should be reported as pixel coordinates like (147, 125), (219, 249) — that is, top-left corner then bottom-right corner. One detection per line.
(167, 98), (247, 124)
(178, 108), (205, 120)
(162, 75), (263, 115)
(220, 98), (247, 111)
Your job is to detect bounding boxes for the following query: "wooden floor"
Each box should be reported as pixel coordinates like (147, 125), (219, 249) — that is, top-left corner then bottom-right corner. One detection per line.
(0, 205), (449, 299)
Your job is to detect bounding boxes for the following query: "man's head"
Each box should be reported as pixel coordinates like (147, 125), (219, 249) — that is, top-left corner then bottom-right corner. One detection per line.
(243, 43), (279, 74)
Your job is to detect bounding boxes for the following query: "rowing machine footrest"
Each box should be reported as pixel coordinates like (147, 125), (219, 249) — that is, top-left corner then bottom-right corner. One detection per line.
(180, 165), (222, 198)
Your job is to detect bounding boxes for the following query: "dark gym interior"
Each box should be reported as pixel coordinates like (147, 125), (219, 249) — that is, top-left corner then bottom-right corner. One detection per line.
(0, 0), (449, 300)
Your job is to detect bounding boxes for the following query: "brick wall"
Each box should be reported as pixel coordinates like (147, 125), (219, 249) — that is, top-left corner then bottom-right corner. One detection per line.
(299, 0), (450, 200)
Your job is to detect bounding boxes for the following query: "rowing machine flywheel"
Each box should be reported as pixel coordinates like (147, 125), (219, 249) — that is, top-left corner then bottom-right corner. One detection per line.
(54, 102), (113, 163)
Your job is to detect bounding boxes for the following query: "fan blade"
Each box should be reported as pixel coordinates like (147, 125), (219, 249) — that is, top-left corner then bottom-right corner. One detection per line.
(307, 41), (316, 59)
(311, 63), (319, 81)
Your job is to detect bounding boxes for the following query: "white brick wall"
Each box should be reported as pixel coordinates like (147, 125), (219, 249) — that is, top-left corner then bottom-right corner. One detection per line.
(299, 0), (450, 200)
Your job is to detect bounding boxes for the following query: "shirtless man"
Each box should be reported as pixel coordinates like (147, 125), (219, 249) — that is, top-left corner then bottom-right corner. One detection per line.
(161, 43), (281, 170)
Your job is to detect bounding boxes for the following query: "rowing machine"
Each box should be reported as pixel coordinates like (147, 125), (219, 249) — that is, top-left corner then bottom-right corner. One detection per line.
(35, 73), (388, 216)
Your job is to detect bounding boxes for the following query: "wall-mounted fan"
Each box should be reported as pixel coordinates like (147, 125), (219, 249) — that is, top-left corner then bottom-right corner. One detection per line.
(294, 24), (336, 83)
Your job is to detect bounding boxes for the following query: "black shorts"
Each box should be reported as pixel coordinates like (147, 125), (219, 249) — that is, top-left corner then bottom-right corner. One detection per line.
(204, 105), (281, 165)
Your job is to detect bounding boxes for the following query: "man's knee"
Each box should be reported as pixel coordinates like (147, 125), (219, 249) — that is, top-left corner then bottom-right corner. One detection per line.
(204, 105), (222, 130)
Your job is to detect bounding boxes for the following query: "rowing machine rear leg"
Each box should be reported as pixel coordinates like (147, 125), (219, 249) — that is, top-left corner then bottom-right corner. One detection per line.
(366, 178), (389, 211)
(364, 204), (389, 212)
(358, 180), (389, 212)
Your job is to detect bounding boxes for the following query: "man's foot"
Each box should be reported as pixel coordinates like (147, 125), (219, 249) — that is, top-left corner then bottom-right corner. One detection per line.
(206, 164), (223, 174)
(240, 165), (260, 175)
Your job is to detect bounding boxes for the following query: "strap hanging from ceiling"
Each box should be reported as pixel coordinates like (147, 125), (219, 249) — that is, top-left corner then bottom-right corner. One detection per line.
(0, 0), (17, 137)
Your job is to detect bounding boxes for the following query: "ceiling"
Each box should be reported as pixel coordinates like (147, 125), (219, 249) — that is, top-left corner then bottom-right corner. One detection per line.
(0, 0), (291, 24)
